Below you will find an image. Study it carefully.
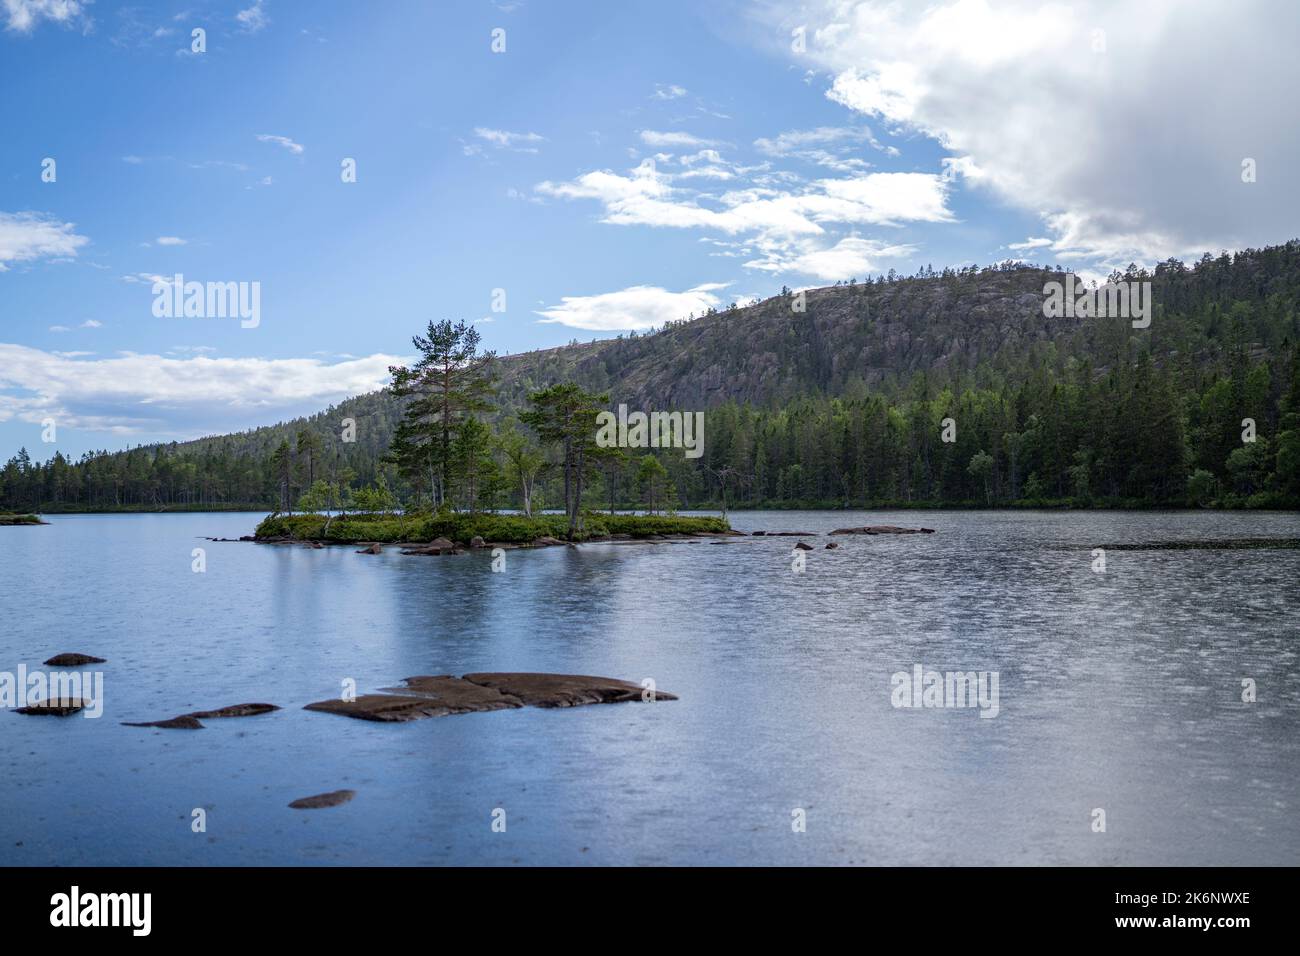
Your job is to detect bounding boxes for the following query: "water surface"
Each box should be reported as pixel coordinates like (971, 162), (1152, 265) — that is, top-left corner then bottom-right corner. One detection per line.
(2, 510), (1297, 865)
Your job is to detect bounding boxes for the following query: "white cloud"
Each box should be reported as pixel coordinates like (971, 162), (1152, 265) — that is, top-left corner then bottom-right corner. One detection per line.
(652, 84), (688, 100)
(470, 127), (544, 154)
(639, 130), (720, 149)
(0, 212), (89, 271)
(155, 236), (187, 246)
(256, 133), (303, 155)
(536, 283), (728, 331)
(235, 0), (267, 33)
(3, 0), (89, 33)
(745, 235), (916, 280)
(0, 345), (402, 436)
(80, 319), (101, 328)
(785, 0), (1300, 268)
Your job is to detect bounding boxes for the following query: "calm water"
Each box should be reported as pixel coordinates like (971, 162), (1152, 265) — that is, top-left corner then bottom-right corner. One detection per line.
(1, 510), (1298, 866)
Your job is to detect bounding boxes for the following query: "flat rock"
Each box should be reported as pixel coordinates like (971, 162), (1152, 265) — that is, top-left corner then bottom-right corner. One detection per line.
(764, 531), (816, 536)
(828, 525), (936, 535)
(17, 699), (88, 716)
(461, 673), (677, 708)
(289, 789), (356, 810)
(43, 653), (106, 666)
(122, 715), (204, 730)
(303, 693), (472, 722)
(379, 676), (523, 714)
(185, 703), (280, 719)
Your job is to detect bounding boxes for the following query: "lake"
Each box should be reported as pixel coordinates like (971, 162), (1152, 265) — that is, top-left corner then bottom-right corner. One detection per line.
(2, 510), (1298, 865)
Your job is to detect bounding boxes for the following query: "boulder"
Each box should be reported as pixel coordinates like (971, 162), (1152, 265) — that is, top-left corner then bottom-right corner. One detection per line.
(43, 653), (106, 666)
(399, 537), (462, 556)
(289, 789), (356, 810)
(356, 543), (383, 554)
(825, 542), (839, 549)
(469, 536), (487, 549)
(794, 541), (814, 551)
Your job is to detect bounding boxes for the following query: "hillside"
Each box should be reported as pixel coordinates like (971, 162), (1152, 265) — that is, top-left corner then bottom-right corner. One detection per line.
(5, 242), (1300, 511)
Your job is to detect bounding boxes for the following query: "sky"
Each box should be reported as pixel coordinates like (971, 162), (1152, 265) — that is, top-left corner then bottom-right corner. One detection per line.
(2, 0), (1297, 460)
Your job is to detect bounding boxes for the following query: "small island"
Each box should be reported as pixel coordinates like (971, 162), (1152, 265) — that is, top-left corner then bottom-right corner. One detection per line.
(0, 513), (47, 525)
(253, 511), (734, 548)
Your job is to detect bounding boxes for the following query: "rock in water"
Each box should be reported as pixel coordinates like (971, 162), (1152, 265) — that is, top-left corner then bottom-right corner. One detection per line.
(794, 541), (814, 550)
(828, 525), (936, 536)
(379, 676), (523, 714)
(185, 703), (280, 719)
(43, 653), (106, 666)
(825, 542), (839, 549)
(460, 673), (677, 708)
(469, 536), (487, 549)
(289, 789), (356, 809)
(356, 543), (383, 554)
(122, 716), (204, 730)
(17, 699), (88, 716)
(303, 694), (474, 722)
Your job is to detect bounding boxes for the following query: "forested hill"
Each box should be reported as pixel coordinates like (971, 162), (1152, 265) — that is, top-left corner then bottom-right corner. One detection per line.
(6, 241), (1300, 511)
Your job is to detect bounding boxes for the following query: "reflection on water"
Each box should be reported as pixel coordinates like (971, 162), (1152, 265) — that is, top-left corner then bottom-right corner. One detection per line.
(1, 509), (1297, 865)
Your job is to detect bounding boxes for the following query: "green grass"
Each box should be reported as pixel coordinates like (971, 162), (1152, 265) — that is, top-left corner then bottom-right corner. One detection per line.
(0, 513), (46, 525)
(253, 511), (731, 544)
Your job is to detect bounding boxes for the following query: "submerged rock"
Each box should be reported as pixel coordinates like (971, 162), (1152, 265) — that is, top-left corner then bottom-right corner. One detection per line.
(460, 672), (677, 708)
(289, 789), (356, 810)
(43, 653), (106, 666)
(828, 525), (936, 535)
(122, 715), (204, 730)
(304, 673), (676, 722)
(303, 693), (468, 722)
(17, 699), (88, 716)
(185, 703), (280, 719)
(123, 702), (279, 729)
(380, 676), (523, 714)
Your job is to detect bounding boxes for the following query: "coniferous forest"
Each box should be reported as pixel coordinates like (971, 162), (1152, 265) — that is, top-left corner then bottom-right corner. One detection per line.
(5, 243), (1300, 514)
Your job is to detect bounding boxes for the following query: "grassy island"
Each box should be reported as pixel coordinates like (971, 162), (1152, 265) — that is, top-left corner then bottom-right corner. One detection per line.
(0, 513), (47, 525)
(253, 511), (731, 545)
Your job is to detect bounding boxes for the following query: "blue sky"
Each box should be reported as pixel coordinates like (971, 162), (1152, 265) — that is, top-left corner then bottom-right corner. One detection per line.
(3, 0), (1296, 460)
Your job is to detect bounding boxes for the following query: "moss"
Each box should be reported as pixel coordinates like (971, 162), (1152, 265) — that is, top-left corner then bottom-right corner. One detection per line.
(0, 513), (46, 525)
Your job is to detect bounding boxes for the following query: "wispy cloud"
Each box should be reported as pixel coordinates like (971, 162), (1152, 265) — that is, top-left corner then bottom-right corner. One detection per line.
(235, 0), (268, 34)
(256, 133), (303, 155)
(3, 0), (91, 34)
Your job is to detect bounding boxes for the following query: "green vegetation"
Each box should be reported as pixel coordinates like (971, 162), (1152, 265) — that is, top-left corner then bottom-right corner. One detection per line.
(6, 242), (1300, 513)
(254, 511), (730, 544)
(0, 512), (45, 525)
